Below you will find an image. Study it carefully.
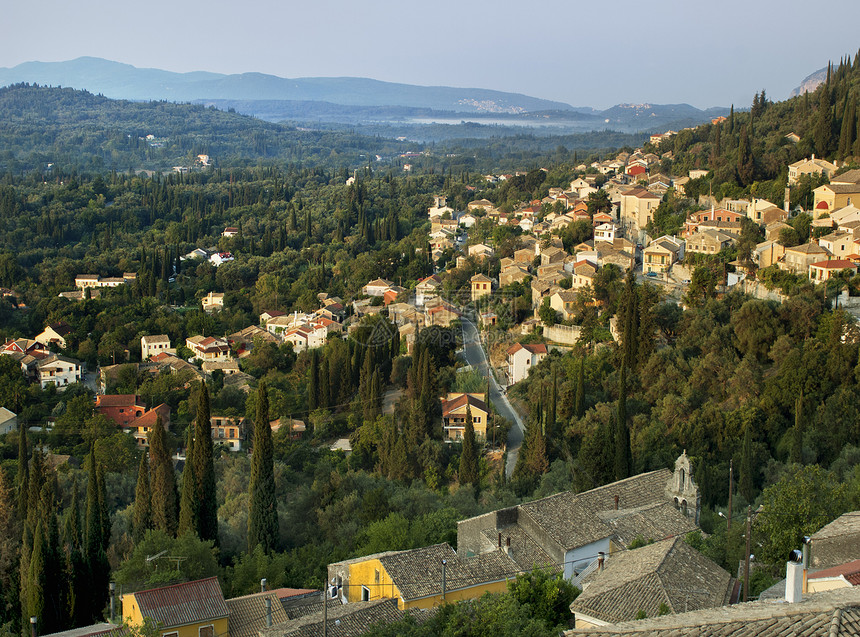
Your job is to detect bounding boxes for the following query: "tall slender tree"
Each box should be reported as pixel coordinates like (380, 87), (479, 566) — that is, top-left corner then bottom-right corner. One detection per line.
(177, 429), (197, 537)
(148, 416), (178, 536)
(248, 381), (278, 553)
(16, 421), (28, 521)
(459, 405), (479, 487)
(791, 391), (804, 464)
(84, 449), (109, 623)
(740, 417), (754, 502)
(614, 365), (632, 481)
(63, 477), (87, 628)
(25, 519), (46, 636)
(132, 452), (152, 542)
(575, 357), (585, 418)
(192, 383), (218, 544)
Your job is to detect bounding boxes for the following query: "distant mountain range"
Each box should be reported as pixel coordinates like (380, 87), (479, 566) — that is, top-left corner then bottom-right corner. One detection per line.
(0, 57), (729, 134)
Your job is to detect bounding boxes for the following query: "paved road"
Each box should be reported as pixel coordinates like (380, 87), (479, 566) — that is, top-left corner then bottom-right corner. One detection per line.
(459, 318), (525, 478)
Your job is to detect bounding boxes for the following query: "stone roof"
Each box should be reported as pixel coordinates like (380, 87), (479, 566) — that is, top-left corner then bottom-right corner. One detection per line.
(226, 591), (289, 637)
(786, 242), (829, 255)
(597, 502), (698, 549)
(378, 543), (519, 601)
(822, 184), (860, 194)
(570, 537), (734, 625)
(261, 598), (433, 637)
(518, 469), (674, 552)
(565, 586), (860, 636)
(833, 169), (860, 185)
(810, 512), (860, 568)
(481, 526), (556, 571)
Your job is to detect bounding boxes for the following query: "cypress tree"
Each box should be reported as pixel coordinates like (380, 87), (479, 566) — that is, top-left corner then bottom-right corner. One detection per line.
(84, 450), (109, 623)
(192, 383), (218, 544)
(132, 452), (152, 543)
(814, 87), (834, 157)
(27, 450), (44, 532)
(459, 405), (479, 487)
(319, 356), (331, 409)
(621, 270), (639, 370)
(26, 519), (46, 636)
(0, 467), (17, 631)
(84, 450), (102, 563)
(614, 365), (631, 481)
(248, 381), (278, 553)
(524, 422), (549, 477)
(740, 419), (754, 502)
(737, 125), (754, 186)
(96, 463), (109, 552)
(638, 283), (658, 366)
(42, 500), (65, 635)
(790, 390), (804, 464)
(148, 416), (178, 536)
(63, 478), (86, 628)
(389, 425), (409, 481)
(548, 367), (558, 440)
(177, 429), (197, 536)
(308, 350), (319, 411)
(16, 421), (28, 521)
(838, 95), (856, 159)
(575, 357), (585, 418)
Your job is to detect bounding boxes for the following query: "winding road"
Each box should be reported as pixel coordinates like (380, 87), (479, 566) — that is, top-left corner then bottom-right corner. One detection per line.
(459, 318), (526, 478)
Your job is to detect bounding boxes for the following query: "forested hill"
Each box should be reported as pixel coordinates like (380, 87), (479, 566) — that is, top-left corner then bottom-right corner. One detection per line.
(644, 52), (860, 207)
(0, 84), (418, 173)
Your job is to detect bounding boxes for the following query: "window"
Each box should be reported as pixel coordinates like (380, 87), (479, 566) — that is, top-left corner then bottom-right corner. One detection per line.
(163, 632), (178, 637)
(361, 586), (370, 602)
(375, 569), (380, 584)
(199, 626), (214, 637)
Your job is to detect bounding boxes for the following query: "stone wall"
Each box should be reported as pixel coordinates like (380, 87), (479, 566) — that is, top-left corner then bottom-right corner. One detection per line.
(456, 508), (518, 557)
(543, 324), (583, 345)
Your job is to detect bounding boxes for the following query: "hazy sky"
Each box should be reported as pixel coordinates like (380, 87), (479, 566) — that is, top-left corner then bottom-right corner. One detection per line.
(2, 0), (858, 109)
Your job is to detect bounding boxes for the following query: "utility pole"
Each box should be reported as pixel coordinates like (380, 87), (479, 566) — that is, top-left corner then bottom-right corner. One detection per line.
(727, 460), (733, 533)
(743, 505), (752, 602)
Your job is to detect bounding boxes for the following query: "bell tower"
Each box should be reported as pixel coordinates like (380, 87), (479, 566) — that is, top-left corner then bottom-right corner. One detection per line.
(666, 451), (701, 525)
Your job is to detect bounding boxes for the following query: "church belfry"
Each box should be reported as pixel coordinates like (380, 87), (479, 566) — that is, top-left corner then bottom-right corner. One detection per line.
(666, 451), (701, 524)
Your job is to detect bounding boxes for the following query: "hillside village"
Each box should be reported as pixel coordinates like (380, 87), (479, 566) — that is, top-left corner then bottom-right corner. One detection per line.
(6, 126), (860, 637)
(7, 54), (860, 637)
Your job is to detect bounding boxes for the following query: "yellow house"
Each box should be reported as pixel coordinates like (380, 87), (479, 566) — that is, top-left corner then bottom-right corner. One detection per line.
(441, 393), (489, 440)
(327, 543), (518, 610)
(122, 577), (229, 637)
(471, 274), (493, 302)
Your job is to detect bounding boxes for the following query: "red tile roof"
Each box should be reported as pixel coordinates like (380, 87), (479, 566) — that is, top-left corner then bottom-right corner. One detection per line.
(132, 576), (228, 628)
(95, 394), (142, 408)
(809, 559), (860, 586)
(441, 393), (487, 417)
(128, 404), (170, 429)
(811, 259), (857, 269)
(506, 342), (548, 356)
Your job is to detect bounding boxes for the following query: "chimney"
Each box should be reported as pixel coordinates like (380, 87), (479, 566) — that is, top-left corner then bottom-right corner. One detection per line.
(498, 533), (502, 549)
(506, 537), (512, 557)
(614, 495), (619, 510)
(265, 598), (272, 627)
(786, 550), (803, 603)
(597, 552), (605, 571)
(261, 578), (267, 592)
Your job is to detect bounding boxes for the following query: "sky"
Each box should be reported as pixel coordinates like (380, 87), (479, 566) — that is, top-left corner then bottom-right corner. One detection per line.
(2, 0), (859, 110)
